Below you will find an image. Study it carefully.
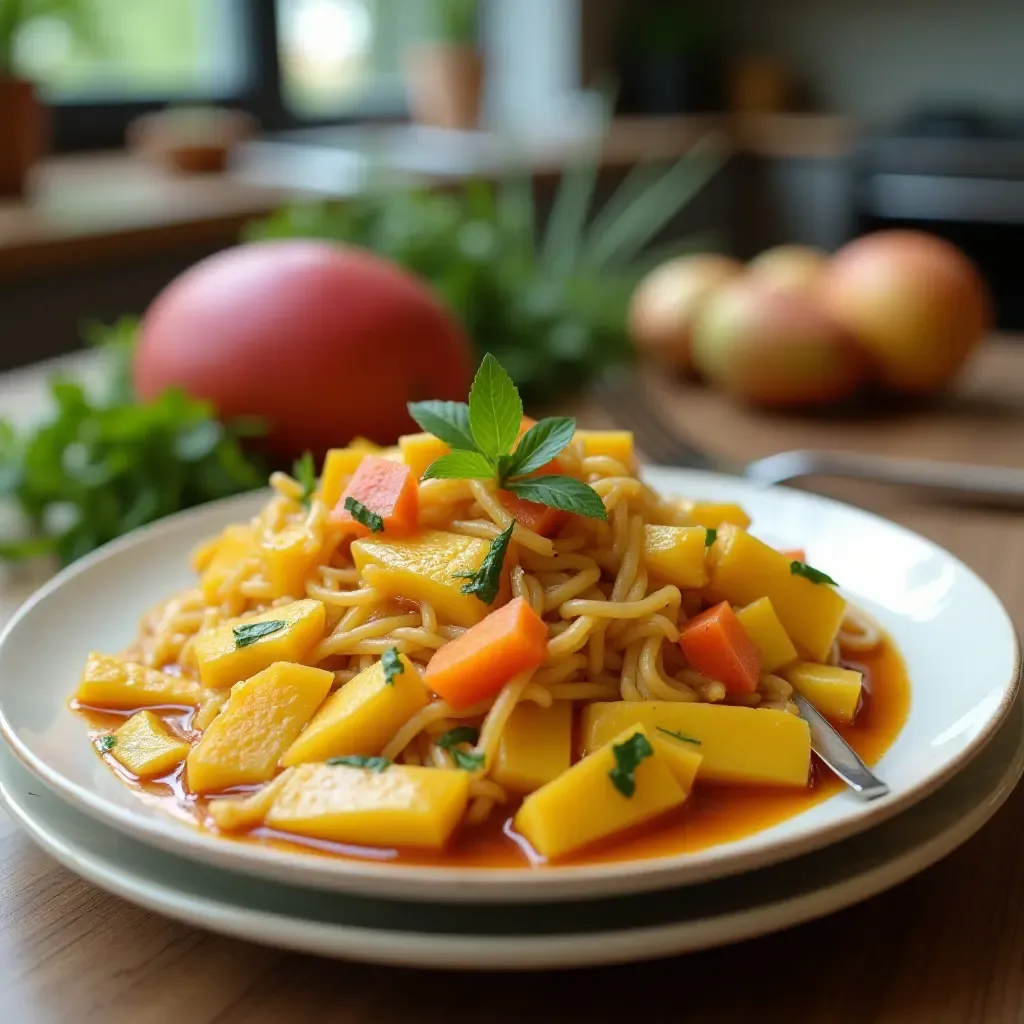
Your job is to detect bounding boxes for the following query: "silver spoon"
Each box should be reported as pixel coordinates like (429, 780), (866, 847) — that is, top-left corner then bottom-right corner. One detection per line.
(793, 692), (890, 800)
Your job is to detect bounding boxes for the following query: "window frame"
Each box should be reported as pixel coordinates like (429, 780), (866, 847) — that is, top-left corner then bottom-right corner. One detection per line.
(49, 0), (410, 153)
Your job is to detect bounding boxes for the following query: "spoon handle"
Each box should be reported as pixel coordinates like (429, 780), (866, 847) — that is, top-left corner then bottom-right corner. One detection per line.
(793, 693), (891, 800)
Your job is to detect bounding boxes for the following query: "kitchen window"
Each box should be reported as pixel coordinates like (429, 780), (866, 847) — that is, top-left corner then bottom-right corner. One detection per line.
(14, 0), (414, 152)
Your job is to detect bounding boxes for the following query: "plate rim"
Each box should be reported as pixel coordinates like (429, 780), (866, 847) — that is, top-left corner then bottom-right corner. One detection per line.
(3, 697), (1022, 970)
(1, 473), (1020, 903)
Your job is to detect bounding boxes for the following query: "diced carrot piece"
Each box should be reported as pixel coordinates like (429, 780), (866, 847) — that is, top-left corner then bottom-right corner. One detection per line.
(498, 491), (568, 537)
(498, 417), (569, 536)
(780, 548), (806, 563)
(679, 601), (761, 694)
(424, 597), (549, 708)
(331, 455), (419, 537)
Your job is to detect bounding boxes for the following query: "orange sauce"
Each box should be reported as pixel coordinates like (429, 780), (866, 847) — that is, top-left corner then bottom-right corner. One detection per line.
(75, 637), (910, 869)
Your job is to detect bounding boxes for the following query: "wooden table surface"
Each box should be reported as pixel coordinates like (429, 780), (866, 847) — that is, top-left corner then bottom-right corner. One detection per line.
(2, 342), (1023, 1023)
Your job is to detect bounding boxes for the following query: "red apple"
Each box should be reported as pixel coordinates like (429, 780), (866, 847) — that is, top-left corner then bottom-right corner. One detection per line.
(819, 231), (991, 395)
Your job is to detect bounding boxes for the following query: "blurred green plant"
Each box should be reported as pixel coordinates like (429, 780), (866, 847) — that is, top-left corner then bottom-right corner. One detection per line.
(246, 133), (725, 405)
(0, 0), (94, 73)
(425, 0), (479, 47)
(0, 318), (267, 565)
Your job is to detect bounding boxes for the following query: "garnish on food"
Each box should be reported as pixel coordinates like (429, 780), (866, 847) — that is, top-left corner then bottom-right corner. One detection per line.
(437, 726), (485, 771)
(657, 727), (702, 746)
(410, 354), (607, 522)
(344, 496), (385, 533)
(381, 646), (404, 687)
(790, 560), (838, 587)
(293, 451), (317, 507)
(327, 755), (391, 772)
(233, 619), (287, 648)
(97, 735), (117, 753)
(608, 731), (654, 797)
(704, 527), (717, 547)
(453, 521), (514, 605)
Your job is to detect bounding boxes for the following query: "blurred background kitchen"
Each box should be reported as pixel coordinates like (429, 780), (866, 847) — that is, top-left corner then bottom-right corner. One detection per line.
(0, 0), (1019, 565)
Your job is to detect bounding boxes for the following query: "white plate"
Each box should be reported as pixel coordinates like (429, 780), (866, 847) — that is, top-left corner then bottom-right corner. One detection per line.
(0, 470), (1019, 903)
(3, 696), (1021, 970)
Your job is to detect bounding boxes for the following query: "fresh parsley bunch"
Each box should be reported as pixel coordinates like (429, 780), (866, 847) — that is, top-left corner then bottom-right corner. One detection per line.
(0, 319), (266, 565)
(409, 354), (607, 521)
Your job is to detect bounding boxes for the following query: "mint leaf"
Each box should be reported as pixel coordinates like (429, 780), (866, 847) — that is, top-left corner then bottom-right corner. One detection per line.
(704, 527), (717, 548)
(453, 521), (513, 605)
(98, 735), (117, 753)
(328, 755), (391, 772)
(293, 450), (317, 507)
(608, 731), (654, 797)
(422, 450), (495, 481)
(437, 726), (484, 771)
(344, 496), (384, 533)
(381, 646), (404, 686)
(505, 417), (575, 479)
(233, 619), (286, 648)
(657, 726), (702, 746)
(506, 475), (607, 520)
(468, 354), (522, 460)
(407, 400), (477, 453)
(790, 560), (837, 587)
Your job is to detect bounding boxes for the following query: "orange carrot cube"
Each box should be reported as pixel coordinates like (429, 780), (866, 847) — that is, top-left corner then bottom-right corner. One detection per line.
(331, 455), (419, 538)
(424, 597), (548, 709)
(679, 601), (761, 694)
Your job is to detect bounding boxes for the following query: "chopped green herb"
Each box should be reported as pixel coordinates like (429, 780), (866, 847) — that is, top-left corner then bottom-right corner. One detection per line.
(381, 646), (404, 686)
(454, 521), (514, 605)
(704, 527), (717, 547)
(657, 726), (702, 746)
(437, 726), (484, 772)
(293, 450), (317, 507)
(790, 560), (838, 587)
(327, 755), (391, 772)
(344, 496), (384, 533)
(97, 734), (117, 753)
(408, 355), (606, 521)
(233, 619), (286, 648)
(608, 731), (654, 798)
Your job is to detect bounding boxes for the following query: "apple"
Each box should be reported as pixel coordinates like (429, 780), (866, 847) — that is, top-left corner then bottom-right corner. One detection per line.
(819, 231), (991, 395)
(748, 245), (829, 290)
(691, 278), (868, 407)
(628, 254), (744, 373)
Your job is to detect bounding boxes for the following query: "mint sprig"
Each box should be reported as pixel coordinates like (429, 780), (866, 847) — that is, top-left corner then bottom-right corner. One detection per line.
(409, 354), (607, 521)
(790, 560), (838, 587)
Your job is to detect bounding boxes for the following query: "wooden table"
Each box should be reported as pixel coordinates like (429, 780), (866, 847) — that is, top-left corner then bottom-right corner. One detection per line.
(2, 342), (1023, 1023)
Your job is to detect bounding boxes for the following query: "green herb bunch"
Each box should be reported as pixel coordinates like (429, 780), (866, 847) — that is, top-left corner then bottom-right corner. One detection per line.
(0, 318), (266, 565)
(247, 131), (724, 406)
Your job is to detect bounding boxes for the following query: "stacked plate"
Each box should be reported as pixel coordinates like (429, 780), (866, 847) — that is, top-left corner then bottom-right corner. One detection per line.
(1, 469), (1020, 970)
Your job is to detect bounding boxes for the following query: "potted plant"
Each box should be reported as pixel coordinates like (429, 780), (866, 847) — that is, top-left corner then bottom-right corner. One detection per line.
(405, 0), (484, 131)
(0, 0), (87, 198)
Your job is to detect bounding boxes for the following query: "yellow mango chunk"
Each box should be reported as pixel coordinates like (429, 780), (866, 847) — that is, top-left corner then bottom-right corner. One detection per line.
(514, 725), (687, 861)
(399, 432), (452, 479)
(492, 701), (573, 795)
(320, 447), (367, 510)
(77, 652), (202, 709)
(261, 525), (321, 599)
(208, 770), (294, 832)
(108, 711), (191, 778)
(186, 662), (333, 793)
(352, 530), (493, 627)
(574, 430), (636, 471)
(581, 701), (811, 788)
(736, 597), (799, 673)
(282, 655), (429, 766)
(651, 735), (703, 791)
(708, 525), (846, 662)
(192, 598), (325, 689)
(265, 762), (470, 850)
(784, 662), (863, 725)
(643, 525), (709, 589)
(198, 525), (261, 602)
(681, 501), (752, 530)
